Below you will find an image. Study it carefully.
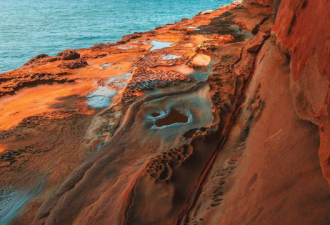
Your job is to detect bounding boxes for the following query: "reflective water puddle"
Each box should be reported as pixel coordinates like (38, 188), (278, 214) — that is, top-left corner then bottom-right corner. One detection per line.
(106, 73), (132, 84)
(150, 40), (173, 51)
(0, 182), (43, 225)
(148, 108), (192, 129)
(131, 84), (214, 143)
(161, 55), (181, 60)
(87, 86), (117, 109)
(106, 73), (132, 90)
(101, 63), (113, 67)
(187, 26), (201, 31)
(118, 46), (133, 50)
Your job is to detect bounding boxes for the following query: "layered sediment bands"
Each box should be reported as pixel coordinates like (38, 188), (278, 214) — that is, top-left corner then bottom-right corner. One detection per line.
(2, 1), (330, 225)
(29, 4), (271, 225)
(185, 38), (330, 225)
(0, 72), (75, 97)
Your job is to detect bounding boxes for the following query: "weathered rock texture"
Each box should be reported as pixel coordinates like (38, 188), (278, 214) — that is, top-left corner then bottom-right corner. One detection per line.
(0, 1), (330, 225)
(273, 0), (330, 188)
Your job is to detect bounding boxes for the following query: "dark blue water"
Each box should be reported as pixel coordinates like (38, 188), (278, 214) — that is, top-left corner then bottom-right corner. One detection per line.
(0, 0), (231, 73)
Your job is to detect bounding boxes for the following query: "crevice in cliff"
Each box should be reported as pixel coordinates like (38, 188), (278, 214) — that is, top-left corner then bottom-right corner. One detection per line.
(121, 177), (140, 225)
(175, 34), (271, 225)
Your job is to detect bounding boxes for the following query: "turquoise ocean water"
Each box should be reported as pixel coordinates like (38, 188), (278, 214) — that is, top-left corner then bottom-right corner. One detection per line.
(0, 0), (231, 73)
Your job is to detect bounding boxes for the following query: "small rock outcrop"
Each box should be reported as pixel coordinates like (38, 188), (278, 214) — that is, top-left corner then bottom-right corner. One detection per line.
(57, 49), (80, 60)
(24, 54), (49, 66)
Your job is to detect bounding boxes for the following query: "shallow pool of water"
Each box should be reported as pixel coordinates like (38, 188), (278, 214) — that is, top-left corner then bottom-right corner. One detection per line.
(162, 55), (181, 60)
(118, 46), (133, 50)
(87, 86), (117, 109)
(150, 40), (173, 51)
(106, 73), (132, 90)
(106, 73), (132, 84)
(128, 84), (214, 150)
(148, 108), (192, 129)
(0, 182), (43, 225)
(187, 26), (201, 31)
(101, 63), (113, 67)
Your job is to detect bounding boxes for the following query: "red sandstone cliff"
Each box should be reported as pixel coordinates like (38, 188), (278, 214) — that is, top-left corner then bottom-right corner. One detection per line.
(0, 1), (330, 225)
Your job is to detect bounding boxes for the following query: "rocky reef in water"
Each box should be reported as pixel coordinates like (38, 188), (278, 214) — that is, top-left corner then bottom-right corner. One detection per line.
(1, 0), (330, 224)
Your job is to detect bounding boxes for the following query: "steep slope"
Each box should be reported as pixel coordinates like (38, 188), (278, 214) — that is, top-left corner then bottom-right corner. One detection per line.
(273, 0), (330, 188)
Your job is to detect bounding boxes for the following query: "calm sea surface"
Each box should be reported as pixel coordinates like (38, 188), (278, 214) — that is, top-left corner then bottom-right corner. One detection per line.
(0, 0), (231, 73)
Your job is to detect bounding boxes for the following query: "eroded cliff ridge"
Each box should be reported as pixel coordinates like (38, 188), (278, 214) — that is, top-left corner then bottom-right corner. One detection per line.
(1, 0), (330, 224)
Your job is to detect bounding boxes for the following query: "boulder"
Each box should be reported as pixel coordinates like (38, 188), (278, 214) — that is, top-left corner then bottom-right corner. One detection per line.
(57, 49), (80, 60)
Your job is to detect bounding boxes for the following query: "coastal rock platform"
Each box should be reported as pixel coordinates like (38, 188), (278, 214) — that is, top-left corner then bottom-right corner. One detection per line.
(1, 1), (330, 225)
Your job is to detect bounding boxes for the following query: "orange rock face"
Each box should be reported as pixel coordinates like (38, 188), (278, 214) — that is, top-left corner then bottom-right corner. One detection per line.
(1, 1), (330, 225)
(273, 0), (330, 188)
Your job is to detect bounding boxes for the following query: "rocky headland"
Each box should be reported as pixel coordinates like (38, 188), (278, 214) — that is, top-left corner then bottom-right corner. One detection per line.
(1, 0), (330, 224)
